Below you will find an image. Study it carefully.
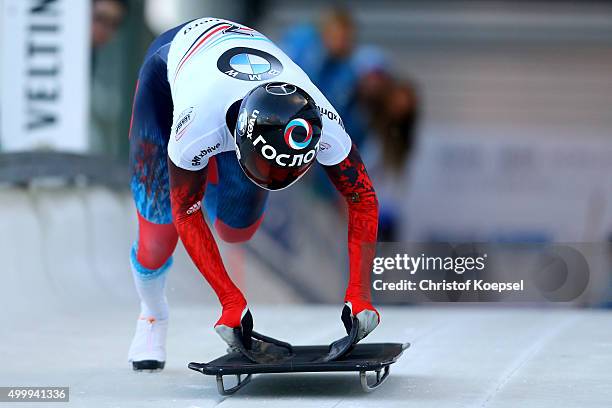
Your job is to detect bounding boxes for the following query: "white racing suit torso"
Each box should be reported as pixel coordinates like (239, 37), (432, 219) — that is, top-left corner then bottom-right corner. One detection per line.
(165, 18), (352, 171)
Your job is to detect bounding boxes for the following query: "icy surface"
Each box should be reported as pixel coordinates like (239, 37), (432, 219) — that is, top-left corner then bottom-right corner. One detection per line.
(1, 187), (611, 406)
(3, 305), (612, 407)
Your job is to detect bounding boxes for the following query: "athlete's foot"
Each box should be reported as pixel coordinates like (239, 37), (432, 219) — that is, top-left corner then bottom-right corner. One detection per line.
(128, 316), (168, 371)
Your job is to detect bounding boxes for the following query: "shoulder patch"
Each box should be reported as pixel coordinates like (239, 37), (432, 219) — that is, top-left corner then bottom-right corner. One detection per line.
(174, 107), (195, 141)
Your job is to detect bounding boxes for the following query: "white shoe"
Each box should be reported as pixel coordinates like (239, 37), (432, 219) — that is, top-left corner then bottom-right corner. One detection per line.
(128, 317), (168, 371)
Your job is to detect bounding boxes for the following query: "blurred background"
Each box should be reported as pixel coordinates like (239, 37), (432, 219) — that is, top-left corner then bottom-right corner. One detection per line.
(2, 0), (612, 315)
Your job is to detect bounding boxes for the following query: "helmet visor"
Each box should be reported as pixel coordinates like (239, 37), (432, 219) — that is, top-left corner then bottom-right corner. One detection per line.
(238, 151), (314, 190)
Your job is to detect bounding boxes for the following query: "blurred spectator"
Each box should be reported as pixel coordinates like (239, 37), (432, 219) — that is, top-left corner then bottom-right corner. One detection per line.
(362, 81), (420, 241)
(282, 6), (392, 202)
(89, 0), (128, 157)
(353, 46), (394, 137)
(92, 0), (128, 49)
(281, 6), (364, 145)
(382, 82), (419, 166)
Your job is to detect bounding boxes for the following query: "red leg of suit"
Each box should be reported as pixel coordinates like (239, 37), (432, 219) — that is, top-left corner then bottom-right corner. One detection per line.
(136, 212), (179, 270)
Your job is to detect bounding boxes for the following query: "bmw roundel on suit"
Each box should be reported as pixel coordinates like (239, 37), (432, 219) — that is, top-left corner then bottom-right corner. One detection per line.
(166, 18), (351, 172)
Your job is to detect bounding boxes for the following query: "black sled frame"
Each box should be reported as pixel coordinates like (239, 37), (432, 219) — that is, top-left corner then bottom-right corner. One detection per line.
(189, 342), (409, 395)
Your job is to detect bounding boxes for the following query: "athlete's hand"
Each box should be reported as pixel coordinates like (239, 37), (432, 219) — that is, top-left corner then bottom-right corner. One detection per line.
(214, 304), (252, 352)
(341, 300), (380, 343)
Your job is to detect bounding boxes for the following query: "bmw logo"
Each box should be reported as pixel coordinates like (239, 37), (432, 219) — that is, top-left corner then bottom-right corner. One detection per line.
(230, 54), (270, 74)
(218, 47), (283, 81)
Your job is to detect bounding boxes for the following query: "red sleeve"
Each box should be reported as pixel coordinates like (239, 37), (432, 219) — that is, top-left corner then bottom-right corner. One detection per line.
(323, 144), (379, 312)
(168, 158), (246, 327)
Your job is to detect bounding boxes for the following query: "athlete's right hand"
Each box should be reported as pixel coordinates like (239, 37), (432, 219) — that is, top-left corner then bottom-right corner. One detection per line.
(214, 304), (253, 352)
(342, 300), (380, 343)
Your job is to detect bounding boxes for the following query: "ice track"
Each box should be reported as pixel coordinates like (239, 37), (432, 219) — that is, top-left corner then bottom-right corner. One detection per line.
(1, 187), (612, 407)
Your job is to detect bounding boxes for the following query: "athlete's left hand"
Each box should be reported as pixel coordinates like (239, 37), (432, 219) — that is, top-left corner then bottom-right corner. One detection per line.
(341, 300), (380, 343)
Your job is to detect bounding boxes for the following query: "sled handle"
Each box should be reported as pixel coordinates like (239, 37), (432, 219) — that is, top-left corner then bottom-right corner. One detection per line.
(359, 365), (390, 392)
(251, 330), (293, 353)
(216, 373), (252, 395)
